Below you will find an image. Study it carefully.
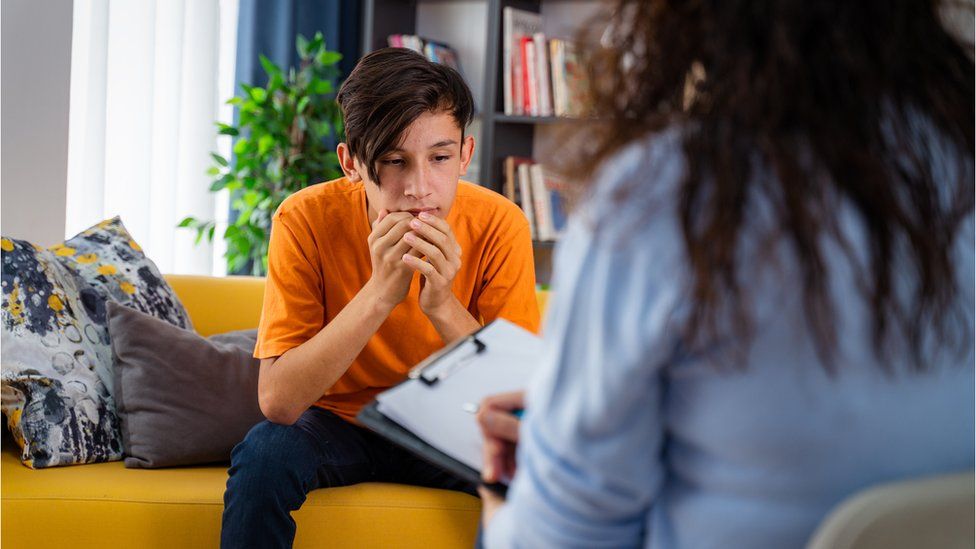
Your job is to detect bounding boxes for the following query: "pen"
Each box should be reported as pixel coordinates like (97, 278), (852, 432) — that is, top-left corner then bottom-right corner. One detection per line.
(462, 402), (524, 419)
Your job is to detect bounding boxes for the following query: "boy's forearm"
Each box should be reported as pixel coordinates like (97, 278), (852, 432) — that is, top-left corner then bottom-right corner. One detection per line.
(258, 280), (395, 424)
(425, 295), (482, 345)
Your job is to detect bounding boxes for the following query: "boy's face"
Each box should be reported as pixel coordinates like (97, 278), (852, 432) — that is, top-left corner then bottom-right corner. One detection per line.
(339, 110), (475, 224)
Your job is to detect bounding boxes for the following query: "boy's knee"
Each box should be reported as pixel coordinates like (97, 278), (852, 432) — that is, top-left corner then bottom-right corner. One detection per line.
(230, 420), (313, 480)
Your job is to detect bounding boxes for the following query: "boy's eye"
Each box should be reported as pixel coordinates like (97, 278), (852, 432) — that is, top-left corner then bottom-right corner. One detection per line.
(433, 155), (451, 162)
(382, 158), (405, 166)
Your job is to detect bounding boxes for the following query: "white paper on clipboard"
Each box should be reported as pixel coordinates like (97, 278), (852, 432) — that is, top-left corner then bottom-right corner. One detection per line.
(375, 319), (544, 471)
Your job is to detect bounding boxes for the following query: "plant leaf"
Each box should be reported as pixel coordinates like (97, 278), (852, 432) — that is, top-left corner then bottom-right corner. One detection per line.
(259, 54), (280, 78)
(310, 79), (332, 95)
(233, 138), (250, 155)
(210, 174), (236, 192)
(269, 72), (284, 91)
(317, 51), (342, 66)
(210, 153), (229, 167)
(258, 134), (274, 156)
(249, 87), (268, 103)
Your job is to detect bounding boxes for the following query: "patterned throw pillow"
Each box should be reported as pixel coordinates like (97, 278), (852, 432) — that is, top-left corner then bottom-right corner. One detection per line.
(1, 217), (193, 468)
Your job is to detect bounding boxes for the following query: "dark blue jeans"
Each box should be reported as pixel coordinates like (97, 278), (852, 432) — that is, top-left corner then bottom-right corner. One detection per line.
(220, 407), (476, 548)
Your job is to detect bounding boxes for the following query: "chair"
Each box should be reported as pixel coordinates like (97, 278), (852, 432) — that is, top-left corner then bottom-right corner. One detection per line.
(807, 471), (975, 549)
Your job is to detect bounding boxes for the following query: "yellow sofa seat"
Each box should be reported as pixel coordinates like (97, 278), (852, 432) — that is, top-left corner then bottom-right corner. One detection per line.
(2, 275), (547, 548)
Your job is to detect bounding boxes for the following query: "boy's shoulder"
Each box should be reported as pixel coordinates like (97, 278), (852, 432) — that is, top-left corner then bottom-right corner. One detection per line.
(454, 180), (526, 225)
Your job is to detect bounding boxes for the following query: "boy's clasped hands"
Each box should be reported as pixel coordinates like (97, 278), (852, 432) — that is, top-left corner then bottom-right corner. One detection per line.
(365, 208), (463, 315)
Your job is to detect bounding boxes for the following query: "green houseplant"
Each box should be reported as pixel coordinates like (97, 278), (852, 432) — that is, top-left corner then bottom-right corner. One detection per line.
(181, 32), (344, 275)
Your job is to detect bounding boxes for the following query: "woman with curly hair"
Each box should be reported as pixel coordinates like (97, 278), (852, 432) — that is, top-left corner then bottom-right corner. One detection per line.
(477, 1), (974, 546)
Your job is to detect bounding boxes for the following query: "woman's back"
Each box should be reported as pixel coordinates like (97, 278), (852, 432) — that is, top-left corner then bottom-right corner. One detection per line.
(486, 132), (974, 548)
(483, 2), (974, 546)
(659, 204), (974, 546)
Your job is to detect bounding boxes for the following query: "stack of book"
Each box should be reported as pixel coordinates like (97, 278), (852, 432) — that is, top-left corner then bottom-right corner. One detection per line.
(503, 157), (567, 242)
(502, 7), (588, 118)
(388, 34), (463, 74)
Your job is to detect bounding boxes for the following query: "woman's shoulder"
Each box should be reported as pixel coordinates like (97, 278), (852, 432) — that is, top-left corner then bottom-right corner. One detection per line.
(579, 126), (689, 248)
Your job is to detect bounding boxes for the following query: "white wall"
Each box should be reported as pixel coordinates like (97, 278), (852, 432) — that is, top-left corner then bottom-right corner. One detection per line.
(1, 0), (74, 246)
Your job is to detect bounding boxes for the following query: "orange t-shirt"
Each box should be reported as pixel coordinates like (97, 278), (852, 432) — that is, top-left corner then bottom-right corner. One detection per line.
(254, 177), (540, 423)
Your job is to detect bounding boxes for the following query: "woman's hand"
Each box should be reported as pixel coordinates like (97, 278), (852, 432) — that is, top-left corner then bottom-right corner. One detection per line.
(476, 390), (526, 528)
(476, 390), (524, 483)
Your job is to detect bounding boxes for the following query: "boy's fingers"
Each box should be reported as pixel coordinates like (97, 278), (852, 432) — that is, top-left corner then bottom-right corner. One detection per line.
(374, 217), (414, 251)
(372, 211), (411, 237)
(403, 233), (450, 273)
(402, 254), (444, 283)
(409, 218), (450, 248)
(418, 212), (455, 240)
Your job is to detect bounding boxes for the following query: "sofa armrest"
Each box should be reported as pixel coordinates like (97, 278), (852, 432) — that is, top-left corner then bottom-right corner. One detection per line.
(164, 275), (266, 337)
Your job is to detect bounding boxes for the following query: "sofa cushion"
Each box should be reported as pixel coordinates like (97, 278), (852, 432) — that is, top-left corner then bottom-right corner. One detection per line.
(1, 217), (192, 468)
(108, 301), (264, 468)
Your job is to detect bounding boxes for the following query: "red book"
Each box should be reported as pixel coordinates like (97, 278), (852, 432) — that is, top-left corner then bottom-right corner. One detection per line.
(520, 36), (537, 116)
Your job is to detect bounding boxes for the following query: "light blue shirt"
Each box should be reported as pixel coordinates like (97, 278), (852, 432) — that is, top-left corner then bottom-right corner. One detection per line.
(485, 131), (974, 548)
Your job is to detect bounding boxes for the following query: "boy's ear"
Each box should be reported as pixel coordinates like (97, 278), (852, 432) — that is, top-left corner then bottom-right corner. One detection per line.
(336, 143), (362, 182)
(459, 135), (476, 176)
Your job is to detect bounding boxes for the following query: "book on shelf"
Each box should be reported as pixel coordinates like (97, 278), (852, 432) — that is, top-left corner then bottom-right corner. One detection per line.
(521, 36), (539, 116)
(560, 41), (589, 118)
(388, 35), (463, 74)
(544, 169), (568, 237)
(533, 32), (553, 117)
(516, 162), (536, 240)
(502, 7), (541, 116)
(503, 156), (533, 205)
(501, 8), (589, 119)
(529, 164), (553, 240)
(503, 156), (567, 242)
(423, 41), (462, 73)
(550, 39), (567, 117)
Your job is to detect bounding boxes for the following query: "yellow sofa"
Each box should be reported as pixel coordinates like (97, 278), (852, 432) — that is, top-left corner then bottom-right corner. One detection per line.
(2, 275), (548, 548)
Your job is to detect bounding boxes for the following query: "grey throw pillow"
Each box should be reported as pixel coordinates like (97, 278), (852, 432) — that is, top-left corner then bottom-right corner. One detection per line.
(107, 301), (265, 468)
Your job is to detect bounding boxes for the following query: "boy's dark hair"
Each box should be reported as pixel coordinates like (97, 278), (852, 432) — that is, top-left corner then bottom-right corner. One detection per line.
(336, 47), (474, 185)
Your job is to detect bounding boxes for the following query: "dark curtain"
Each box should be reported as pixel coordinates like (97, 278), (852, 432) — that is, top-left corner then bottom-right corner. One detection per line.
(235, 0), (361, 91)
(229, 0), (361, 273)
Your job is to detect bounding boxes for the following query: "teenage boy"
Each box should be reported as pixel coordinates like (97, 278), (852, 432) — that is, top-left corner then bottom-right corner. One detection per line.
(220, 48), (540, 548)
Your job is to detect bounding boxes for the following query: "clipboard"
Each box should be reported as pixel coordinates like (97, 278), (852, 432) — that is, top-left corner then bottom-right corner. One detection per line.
(358, 401), (499, 491)
(357, 319), (543, 497)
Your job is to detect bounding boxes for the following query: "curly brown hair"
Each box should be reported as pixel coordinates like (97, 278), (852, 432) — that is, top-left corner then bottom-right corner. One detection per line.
(565, 0), (974, 370)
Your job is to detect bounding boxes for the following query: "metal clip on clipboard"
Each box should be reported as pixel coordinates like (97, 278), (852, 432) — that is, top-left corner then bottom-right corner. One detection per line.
(407, 334), (488, 386)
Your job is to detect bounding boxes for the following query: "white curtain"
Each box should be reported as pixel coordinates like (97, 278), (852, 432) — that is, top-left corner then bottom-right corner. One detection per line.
(66, 0), (237, 275)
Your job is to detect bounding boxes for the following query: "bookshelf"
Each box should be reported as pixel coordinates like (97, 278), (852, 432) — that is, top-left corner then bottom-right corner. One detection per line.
(362, 0), (601, 285)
